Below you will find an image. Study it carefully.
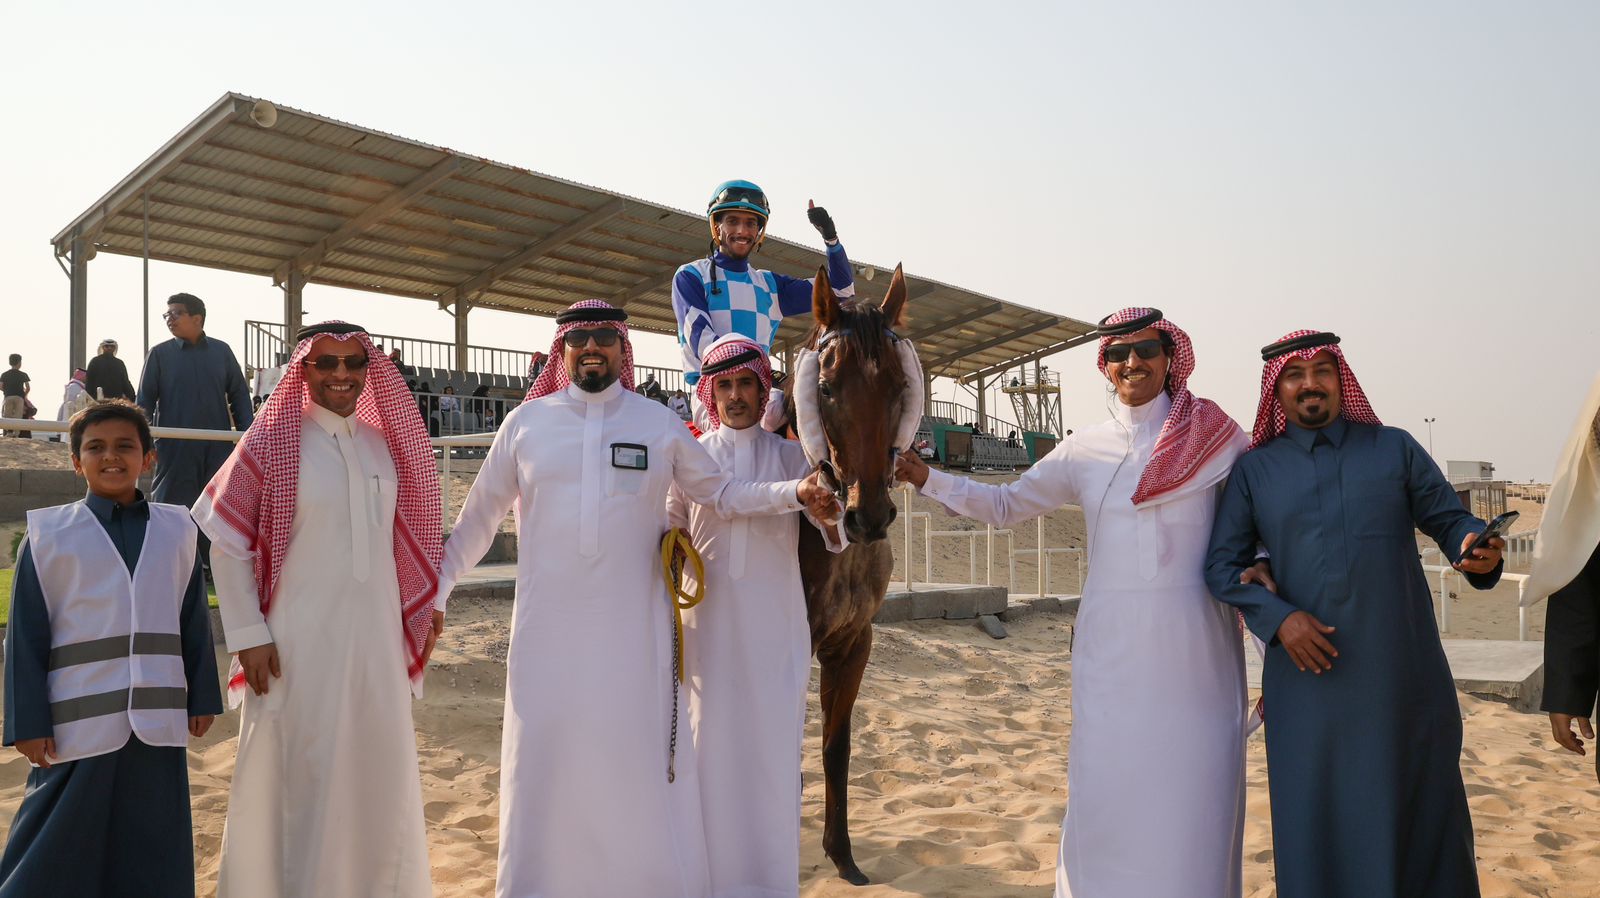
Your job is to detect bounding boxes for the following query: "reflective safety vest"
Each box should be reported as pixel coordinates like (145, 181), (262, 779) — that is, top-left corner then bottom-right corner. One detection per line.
(25, 501), (197, 762)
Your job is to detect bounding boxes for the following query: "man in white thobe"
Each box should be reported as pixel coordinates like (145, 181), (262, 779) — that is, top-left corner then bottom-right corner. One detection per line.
(194, 321), (443, 898)
(435, 301), (839, 898)
(666, 336), (844, 898)
(896, 308), (1259, 898)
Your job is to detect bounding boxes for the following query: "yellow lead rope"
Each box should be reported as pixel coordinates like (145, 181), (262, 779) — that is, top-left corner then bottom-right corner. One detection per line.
(659, 527), (704, 783)
(660, 527), (705, 683)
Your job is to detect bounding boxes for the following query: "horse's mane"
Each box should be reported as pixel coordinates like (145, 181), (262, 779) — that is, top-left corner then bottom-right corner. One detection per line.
(806, 301), (896, 365)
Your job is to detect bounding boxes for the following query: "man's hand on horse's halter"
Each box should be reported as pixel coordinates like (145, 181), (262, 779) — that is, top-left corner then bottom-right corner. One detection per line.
(797, 471), (844, 521)
(894, 449), (929, 489)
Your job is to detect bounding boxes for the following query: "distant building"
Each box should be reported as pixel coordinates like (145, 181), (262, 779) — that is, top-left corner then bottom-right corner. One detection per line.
(1447, 460), (1495, 484)
(1447, 459), (1505, 519)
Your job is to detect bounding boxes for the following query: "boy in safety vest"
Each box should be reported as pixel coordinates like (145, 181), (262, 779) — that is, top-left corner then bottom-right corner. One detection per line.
(1, 400), (222, 897)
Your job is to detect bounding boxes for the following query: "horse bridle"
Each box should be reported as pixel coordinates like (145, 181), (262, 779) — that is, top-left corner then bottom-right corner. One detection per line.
(796, 323), (926, 501)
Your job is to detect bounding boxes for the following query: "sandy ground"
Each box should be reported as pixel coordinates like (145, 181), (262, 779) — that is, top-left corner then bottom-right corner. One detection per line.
(3, 454), (1588, 895)
(0, 437), (72, 471)
(0, 600), (1596, 897)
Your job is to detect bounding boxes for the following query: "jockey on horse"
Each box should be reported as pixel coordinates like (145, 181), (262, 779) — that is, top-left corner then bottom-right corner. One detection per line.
(670, 179), (858, 430)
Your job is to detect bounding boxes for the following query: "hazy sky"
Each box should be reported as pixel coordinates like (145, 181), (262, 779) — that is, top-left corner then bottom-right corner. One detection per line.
(2, 2), (1595, 481)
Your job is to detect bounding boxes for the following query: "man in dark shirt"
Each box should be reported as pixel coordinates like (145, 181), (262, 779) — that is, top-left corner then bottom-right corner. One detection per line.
(136, 293), (254, 558)
(2, 354), (30, 437)
(84, 339), (137, 401)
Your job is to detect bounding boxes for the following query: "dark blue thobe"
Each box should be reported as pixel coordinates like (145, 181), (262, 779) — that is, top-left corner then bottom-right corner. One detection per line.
(1, 491), (223, 897)
(136, 334), (253, 507)
(1205, 416), (1500, 898)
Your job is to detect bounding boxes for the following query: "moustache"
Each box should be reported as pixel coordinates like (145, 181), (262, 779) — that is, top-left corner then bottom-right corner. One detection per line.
(1296, 391), (1328, 403)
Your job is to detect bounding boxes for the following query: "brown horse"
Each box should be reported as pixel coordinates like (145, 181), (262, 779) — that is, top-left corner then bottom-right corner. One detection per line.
(793, 264), (914, 885)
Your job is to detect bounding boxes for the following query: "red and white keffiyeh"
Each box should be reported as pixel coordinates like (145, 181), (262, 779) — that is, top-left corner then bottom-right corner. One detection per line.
(199, 324), (442, 705)
(1096, 308), (1241, 505)
(523, 300), (636, 402)
(695, 335), (771, 431)
(1250, 330), (1381, 449)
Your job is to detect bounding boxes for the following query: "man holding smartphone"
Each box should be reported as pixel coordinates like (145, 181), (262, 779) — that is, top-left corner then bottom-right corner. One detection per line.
(1206, 330), (1504, 898)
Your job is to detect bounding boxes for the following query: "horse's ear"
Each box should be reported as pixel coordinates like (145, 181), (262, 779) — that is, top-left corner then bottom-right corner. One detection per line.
(880, 263), (909, 329)
(812, 265), (839, 330)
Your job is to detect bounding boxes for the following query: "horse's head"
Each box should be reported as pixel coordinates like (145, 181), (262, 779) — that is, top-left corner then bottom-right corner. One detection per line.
(805, 264), (914, 543)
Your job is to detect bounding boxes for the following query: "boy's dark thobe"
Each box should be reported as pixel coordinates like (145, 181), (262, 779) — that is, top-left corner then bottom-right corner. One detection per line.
(1, 492), (222, 897)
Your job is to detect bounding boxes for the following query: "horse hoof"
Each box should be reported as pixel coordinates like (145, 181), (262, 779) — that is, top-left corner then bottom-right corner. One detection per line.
(836, 865), (870, 887)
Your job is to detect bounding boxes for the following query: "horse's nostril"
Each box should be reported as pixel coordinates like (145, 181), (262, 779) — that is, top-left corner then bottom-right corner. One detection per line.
(886, 506), (898, 525)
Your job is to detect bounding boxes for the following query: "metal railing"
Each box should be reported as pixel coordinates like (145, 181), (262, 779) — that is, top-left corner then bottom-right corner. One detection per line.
(925, 399), (1023, 436)
(1422, 536), (1543, 641)
(896, 485), (1084, 597)
(244, 319), (688, 399)
(5, 418), (491, 527)
(244, 320), (538, 380)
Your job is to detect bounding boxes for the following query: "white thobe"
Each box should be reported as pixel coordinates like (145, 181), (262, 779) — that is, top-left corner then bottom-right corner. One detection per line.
(437, 381), (808, 898)
(919, 391), (1249, 898)
(199, 401), (432, 898)
(666, 424), (844, 898)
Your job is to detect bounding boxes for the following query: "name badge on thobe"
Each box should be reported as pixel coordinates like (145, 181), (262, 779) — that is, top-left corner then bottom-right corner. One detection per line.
(611, 443), (648, 470)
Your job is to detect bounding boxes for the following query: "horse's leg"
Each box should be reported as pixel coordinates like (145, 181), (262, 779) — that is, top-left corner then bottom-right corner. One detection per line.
(818, 626), (873, 886)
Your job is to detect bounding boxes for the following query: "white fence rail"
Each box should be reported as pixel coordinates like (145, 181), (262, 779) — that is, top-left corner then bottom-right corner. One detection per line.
(896, 485), (1081, 597)
(4, 418), (494, 526)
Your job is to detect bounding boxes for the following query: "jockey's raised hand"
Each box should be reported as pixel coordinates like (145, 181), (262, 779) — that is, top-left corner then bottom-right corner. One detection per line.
(807, 200), (838, 242)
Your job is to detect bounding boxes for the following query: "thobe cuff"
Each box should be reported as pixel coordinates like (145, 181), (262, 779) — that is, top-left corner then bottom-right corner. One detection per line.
(921, 467), (959, 502)
(224, 622), (275, 654)
(1247, 593), (1299, 647)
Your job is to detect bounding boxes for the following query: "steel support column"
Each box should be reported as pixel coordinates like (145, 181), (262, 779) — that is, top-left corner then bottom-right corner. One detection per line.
(69, 233), (89, 370)
(454, 300), (471, 373)
(975, 374), (987, 432)
(282, 269), (305, 343)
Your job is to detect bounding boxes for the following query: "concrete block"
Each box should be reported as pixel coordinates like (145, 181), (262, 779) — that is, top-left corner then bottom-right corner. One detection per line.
(0, 495), (41, 521)
(30, 470), (82, 494)
(0, 470), (20, 493)
(942, 593), (980, 620)
(977, 614), (1008, 639)
(973, 588), (1008, 616)
(873, 593), (915, 624)
(1025, 596), (1062, 615)
(998, 601), (1036, 623)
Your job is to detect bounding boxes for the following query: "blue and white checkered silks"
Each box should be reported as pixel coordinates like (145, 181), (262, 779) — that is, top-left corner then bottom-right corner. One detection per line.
(685, 257), (781, 355)
(672, 243), (856, 385)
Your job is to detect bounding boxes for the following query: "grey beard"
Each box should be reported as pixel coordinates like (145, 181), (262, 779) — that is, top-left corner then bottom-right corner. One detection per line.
(577, 370), (618, 393)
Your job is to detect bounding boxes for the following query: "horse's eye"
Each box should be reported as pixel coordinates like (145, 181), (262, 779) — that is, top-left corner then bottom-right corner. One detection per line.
(818, 381), (833, 399)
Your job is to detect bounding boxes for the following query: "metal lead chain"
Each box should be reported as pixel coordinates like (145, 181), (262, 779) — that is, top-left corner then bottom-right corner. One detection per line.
(668, 615), (681, 783)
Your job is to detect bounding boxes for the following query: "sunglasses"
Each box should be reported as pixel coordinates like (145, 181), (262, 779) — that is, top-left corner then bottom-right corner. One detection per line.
(1103, 339), (1167, 364)
(562, 328), (620, 349)
(302, 354), (370, 372)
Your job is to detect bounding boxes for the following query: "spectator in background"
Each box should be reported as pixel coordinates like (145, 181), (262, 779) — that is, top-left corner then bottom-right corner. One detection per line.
(389, 346), (415, 378)
(438, 385), (463, 434)
(470, 384), (496, 429)
(137, 293), (254, 571)
(56, 369), (92, 431)
(527, 351), (547, 383)
(3, 354), (32, 437)
(84, 338), (137, 401)
(667, 389), (691, 422)
(415, 382), (439, 437)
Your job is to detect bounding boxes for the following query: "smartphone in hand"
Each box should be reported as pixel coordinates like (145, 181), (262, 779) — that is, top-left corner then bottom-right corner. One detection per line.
(1460, 510), (1519, 560)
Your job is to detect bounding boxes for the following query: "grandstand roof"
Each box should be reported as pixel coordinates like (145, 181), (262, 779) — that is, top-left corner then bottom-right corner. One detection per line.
(52, 93), (1096, 381)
